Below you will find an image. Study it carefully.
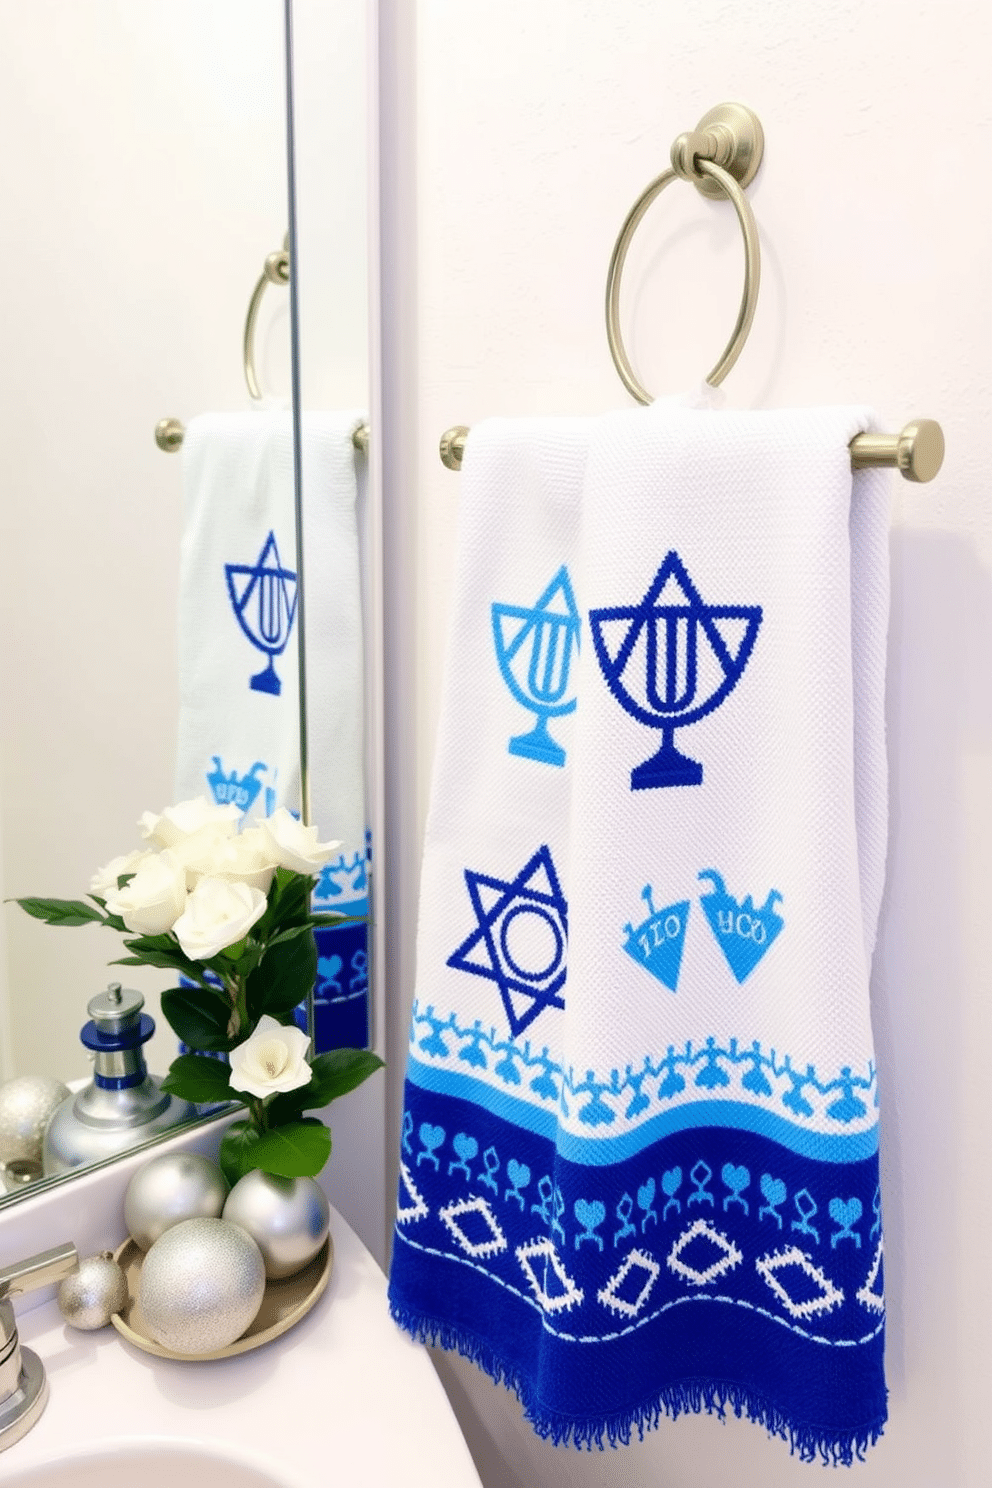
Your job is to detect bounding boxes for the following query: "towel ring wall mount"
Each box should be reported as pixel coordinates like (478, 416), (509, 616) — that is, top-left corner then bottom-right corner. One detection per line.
(440, 101), (944, 483)
(154, 233), (370, 454)
(606, 102), (765, 398)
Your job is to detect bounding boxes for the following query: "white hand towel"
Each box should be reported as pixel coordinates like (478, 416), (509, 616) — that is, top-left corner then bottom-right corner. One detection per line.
(176, 409), (365, 846)
(389, 403), (889, 1464)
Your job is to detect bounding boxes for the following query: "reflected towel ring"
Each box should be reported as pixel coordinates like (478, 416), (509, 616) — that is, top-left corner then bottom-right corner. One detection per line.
(605, 102), (764, 399)
(244, 233), (290, 400)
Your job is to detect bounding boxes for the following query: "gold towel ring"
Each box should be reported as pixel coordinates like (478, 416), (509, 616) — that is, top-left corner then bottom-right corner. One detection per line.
(605, 103), (764, 399)
(243, 233), (290, 400)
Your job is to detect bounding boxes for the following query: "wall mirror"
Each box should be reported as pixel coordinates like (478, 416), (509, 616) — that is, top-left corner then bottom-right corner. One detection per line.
(0, 0), (377, 1227)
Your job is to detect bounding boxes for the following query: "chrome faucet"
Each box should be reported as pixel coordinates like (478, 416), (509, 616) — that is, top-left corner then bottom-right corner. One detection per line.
(0, 1244), (78, 1451)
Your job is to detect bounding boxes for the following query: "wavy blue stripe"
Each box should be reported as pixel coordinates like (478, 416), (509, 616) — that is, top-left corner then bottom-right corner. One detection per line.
(406, 1056), (879, 1166)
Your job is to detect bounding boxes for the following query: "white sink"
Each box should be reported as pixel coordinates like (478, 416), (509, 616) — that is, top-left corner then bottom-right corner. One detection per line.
(0, 1135), (481, 1488)
(1, 1443), (296, 1488)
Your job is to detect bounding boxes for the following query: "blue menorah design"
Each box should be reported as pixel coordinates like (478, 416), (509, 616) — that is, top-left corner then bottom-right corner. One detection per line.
(491, 566), (581, 768)
(589, 551), (762, 790)
(225, 530), (298, 696)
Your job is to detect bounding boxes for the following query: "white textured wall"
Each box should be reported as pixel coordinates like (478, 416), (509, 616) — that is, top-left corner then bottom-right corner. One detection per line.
(380, 0), (992, 1482)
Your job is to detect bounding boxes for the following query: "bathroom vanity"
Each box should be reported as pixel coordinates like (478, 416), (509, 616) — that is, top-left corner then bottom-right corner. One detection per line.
(0, 1119), (481, 1486)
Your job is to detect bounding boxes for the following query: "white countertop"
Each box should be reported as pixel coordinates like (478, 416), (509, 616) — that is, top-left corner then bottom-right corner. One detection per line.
(0, 1204), (481, 1487)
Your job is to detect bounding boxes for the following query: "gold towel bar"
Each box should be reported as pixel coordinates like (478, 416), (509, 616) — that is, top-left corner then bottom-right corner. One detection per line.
(155, 417), (370, 455)
(438, 419), (945, 483)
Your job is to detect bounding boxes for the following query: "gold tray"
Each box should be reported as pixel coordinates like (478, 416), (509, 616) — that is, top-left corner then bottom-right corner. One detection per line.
(110, 1233), (333, 1361)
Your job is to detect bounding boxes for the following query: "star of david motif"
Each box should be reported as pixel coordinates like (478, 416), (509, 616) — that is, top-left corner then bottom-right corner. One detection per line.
(755, 1245), (844, 1320)
(447, 844), (567, 1036)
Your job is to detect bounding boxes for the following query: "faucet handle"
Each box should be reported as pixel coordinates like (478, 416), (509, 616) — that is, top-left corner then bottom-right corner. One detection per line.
(0, 1244), (78, 1453)
(0, 1244), (78, 1303)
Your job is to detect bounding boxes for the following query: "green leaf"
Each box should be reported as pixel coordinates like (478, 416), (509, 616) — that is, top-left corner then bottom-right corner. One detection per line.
(242, 1119), (332, 1179)
(11, 897), (109, 928)
(267, 1048), (385, 1124)
(160, 1053), (235, 1105)
(245, 926), (317, 1021)
(219, 1119), (263, 1186)
(88, 896), (128, 933)
(160, 986), (239, 1052)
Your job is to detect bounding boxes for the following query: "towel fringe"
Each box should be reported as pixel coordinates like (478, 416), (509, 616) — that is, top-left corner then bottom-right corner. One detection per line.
(389, 1302), (886, 1467)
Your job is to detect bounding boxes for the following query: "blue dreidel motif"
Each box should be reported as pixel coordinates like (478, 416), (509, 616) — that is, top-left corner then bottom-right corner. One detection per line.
(622, 885), (690, 992)
(698, 870), (784, 984)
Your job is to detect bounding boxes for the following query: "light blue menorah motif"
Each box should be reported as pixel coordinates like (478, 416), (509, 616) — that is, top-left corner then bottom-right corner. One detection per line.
(491, 565), (581, 768)
(698, 870), (785, 984)
(206, 757), (268, 814)
(225, 529), (298, 695)
(589, 550), (762, 790)
(622, 885), (690, 992)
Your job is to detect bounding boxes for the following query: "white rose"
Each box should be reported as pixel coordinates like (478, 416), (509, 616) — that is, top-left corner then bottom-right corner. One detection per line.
(90, 849), (154, 898)
(255, 807), (342, 874)
(103, 850), (188, 936)
(139, 797), (242, 850)
(228, 1015), (313, 1099)
(174, 826), (277, 894)
(172, 876), (267, 961)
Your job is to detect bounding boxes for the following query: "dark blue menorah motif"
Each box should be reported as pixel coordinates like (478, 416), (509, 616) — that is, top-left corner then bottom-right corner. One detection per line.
(589, 551), (762, 790)
(491, 565), (581, 768)
(225, 529), (298, 696)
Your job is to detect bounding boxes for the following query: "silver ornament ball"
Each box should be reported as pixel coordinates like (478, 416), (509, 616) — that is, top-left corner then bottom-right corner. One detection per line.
(138, 1217), (266, 1355)
(57, 1252), (129, 1330)
(222, 1170), (330, 1280)
(124, 1152), (230, 1251)
(0, 1075), (71, 1166)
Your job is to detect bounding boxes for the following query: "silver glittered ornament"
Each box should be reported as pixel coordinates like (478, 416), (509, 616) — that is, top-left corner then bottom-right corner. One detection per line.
(124, 1151), (230, 1251)
(138, 1217), (266, 1355)
(57, 1251), (128, 1330)
(222, 1170), (330, 1280)
(0, 1075), (71, 1167)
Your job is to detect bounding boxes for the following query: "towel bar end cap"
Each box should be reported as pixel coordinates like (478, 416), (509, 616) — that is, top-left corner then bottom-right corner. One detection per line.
(440, 425), (469, 471)
(155, 417), (184, 453)
(898, 418), (944, 482)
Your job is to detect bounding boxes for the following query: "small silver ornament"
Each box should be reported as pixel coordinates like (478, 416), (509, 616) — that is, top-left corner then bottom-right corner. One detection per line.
(223, 1169), (330, 1280)
(0, 1075), (71, 1167)
(124, 1152), (230, 1251)
(138, 1217), (266, 1355)
(57, 1251), (128, 1330)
